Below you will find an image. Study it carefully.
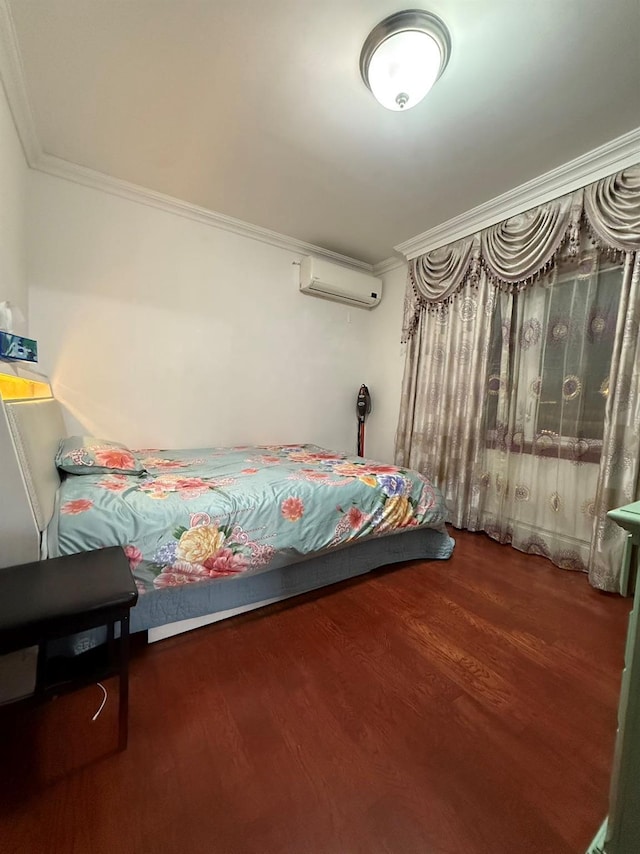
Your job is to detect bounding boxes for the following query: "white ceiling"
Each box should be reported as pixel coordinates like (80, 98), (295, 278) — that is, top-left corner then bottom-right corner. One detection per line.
(8, 0), (640, 264)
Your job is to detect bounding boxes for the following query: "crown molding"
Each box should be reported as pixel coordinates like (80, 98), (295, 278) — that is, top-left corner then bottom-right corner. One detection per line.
(395, 126), (640, 260)
(0, 0), (41, 165)
(34, 153), (375, 271)
(372, 255), (406, 277)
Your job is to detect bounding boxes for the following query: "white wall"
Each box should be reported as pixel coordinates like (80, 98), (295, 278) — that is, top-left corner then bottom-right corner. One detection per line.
(364, 264), (407, 464)
(27, 172), (376, 454)
(0, 80), (28, 328)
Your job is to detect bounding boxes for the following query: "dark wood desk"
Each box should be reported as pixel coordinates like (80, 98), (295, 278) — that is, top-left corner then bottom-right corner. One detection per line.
(0, 547), (138, 749)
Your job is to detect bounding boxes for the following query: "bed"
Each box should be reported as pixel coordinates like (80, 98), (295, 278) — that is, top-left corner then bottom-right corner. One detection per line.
(0, 375), (454, 658)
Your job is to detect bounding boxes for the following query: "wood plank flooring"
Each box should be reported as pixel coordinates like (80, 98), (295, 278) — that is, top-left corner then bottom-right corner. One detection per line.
(0, 530), (631, 854)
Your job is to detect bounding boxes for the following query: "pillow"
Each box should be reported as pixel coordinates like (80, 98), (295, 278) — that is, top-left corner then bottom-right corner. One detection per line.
(56, 436), (146, 475)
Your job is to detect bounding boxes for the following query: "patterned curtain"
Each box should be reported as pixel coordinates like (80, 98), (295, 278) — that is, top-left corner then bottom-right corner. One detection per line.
(396, 276), (495, 527)
(396, 165), (640, 592)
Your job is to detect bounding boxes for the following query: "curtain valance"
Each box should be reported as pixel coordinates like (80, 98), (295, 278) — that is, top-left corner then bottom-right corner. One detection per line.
(403, 164), (640, 341)
(481, 193), (580, 285)
(409, 236), (476, 302)
(584, 167), (640, 252)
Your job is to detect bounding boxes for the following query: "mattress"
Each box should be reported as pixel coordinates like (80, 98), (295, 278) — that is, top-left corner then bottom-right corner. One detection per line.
(46, 444), (453, 641)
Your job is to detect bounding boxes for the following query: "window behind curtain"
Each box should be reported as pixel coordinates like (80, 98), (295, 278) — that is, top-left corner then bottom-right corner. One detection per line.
(536, 259), (621, 441)
(485, 253), (624, 456)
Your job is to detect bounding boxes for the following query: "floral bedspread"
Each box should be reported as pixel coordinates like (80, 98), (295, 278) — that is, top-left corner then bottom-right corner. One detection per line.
(48, 444), (447, 594)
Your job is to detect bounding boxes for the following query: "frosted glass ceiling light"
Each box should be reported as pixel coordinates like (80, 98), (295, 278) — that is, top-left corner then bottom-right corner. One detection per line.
(360, 10), (451, 111)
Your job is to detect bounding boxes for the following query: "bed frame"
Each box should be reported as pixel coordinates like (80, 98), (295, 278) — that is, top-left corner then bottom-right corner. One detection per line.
(0, 390), (453, 652)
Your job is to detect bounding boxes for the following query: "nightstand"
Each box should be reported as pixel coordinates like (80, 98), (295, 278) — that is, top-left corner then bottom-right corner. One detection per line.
(0, 547), (138, 749)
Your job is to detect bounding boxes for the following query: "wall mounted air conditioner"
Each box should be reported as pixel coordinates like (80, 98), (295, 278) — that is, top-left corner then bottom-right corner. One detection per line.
(299, 256), (382, 309)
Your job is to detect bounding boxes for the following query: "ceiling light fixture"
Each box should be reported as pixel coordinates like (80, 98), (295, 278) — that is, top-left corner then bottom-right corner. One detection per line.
(360, 10), (451, 112)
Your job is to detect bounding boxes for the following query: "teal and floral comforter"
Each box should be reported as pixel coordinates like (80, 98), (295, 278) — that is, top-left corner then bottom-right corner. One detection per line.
(48, 445), (448, 594)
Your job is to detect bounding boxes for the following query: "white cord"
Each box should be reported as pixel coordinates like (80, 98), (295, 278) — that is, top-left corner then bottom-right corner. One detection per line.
(92, 682), (108, 721)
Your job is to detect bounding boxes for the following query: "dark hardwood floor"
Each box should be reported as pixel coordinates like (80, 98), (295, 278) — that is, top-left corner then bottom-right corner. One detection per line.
(0, 530), (631, 854)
